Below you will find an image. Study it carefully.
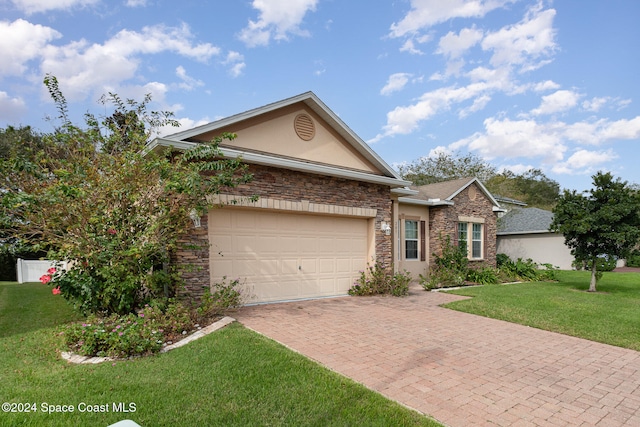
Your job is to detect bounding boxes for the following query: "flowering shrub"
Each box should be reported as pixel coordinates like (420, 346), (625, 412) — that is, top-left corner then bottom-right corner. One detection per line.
(64, 302), (193, 357)
(40, 267), (62, 295)
(62, 277), (244, 358)
(348, 261), (411, 297)
(1, 77), (254, 316)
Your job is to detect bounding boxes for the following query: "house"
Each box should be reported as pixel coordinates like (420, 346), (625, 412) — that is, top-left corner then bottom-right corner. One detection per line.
(395, 178), (504, 278)
(496, 206), (575, 269)
(148, 92), (501, 303)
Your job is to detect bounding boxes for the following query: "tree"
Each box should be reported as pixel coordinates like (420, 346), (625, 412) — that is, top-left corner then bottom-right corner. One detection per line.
(398, 151), (497, 185)
(0, 75), (253, 314)
(485, 168), (560, 209)
(550, 172), (640, 292)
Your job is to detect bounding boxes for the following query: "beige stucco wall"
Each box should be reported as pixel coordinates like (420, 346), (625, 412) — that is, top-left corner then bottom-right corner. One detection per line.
(397, 203), (429, 280)
(497, 233), (575, 270)
(191, 104), (380, 174)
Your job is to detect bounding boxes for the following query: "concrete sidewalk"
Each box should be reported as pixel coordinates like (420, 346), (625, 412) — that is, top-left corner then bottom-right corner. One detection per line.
(235, 286), (640, 426)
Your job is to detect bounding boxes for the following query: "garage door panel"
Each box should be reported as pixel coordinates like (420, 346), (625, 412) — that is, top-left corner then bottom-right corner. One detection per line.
(210, 209), (369, 303)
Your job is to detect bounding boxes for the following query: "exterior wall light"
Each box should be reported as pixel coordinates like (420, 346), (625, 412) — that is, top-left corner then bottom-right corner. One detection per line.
(189, 209), (201, 228)
(381, 222), (391, 235)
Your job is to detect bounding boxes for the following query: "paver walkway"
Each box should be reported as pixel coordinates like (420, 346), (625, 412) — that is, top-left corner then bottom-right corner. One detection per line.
(235, 285), (640, 427)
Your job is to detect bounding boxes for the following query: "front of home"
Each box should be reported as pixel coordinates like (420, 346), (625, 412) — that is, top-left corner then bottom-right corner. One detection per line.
(149, 92), (502, 304)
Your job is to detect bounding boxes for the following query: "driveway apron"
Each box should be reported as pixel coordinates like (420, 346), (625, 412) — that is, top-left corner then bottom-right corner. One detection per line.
(235, 286), (640, 426)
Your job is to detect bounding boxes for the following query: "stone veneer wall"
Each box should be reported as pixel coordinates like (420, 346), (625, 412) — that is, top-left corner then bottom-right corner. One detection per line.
(428, 183), (497, 267)
(173, 163), (393, 298)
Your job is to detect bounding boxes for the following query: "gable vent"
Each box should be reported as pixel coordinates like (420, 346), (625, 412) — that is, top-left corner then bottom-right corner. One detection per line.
(294, 113), (315, 141)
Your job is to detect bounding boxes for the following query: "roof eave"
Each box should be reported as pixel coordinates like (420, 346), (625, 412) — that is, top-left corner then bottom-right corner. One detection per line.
(149, 138), (411, 188)
(159, 92), (403, 182)
(398, 197), (454, 206)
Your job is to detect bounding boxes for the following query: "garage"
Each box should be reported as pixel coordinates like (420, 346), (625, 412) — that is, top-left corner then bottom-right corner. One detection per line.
(209, 208), (370, 303)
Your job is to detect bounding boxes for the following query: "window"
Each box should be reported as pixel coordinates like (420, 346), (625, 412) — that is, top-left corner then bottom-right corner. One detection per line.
(458, 222), (483, 260)
(458, 222), (468, 254)
(472, 223), (482, 258)
(405, 220), (418, 260)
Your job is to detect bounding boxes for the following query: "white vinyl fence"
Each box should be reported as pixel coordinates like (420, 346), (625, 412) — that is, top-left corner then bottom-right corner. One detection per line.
(16, 259), (66, 283)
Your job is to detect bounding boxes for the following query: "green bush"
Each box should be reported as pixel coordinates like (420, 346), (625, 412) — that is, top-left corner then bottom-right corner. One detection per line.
(348, 261), (411, 297)
(420, 267), (466, 290)
(466, 266), (499, 285)
(197, 276), (244, 319)
(627, 249), (640, 268)
(496, 254), (558, 282)
(63, 277), (244, 358)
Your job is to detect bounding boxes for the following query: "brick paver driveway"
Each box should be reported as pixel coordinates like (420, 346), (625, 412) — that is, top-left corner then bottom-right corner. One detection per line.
(235, 286), (640, 426)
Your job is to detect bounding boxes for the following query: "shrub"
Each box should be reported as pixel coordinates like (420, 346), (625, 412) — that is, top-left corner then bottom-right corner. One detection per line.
(348, 261), (411, 297)
(63, 277), (244, 358)
(197, 276), (244, 319)
(497, 254), (558, 282)
(466, 266), (499, 285)
(420, 267), (466, 290)
(627, 249), (640, 268)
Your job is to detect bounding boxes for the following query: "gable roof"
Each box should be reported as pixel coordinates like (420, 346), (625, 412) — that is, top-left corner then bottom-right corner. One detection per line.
(497, 207), (554, 235)
(148, 92), (410, 188)
(399, 177), (504, 210)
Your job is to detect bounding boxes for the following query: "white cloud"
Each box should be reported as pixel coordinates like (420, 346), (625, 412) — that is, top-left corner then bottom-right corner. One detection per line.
(533, 80), (560, 92)
(370, 82), (494, 142)
(9, 0), (99, 14)
(481, 7), (557, 72)
(451, 117), (567, 163)
(380, 73), (412, 96)
(0, 91), (28, 122)
(238, 0), (318, 47)
(125, 0), (148, 7)
(223, 51), (246, 78)
(436, 26), (483, 59)
(552, 149), (618, 175)
(39, 23), (220, 101)
(0, 19), (61, 76)
(562, 116), (640, 145)
(582, 97), (609, 112)
(531, 89), (580, 115)
(175, 66), (204, 91)
(157, 116), (211, 137)
(389, 0), (515, 38)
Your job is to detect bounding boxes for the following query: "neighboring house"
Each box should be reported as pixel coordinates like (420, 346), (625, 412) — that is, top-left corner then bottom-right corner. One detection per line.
(148, 92), (502, 303)
(496, 206), (575, 270)
(395, 178), (504, 278)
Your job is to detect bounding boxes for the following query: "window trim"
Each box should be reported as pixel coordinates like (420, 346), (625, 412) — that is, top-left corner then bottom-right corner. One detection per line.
(457, 220), (484, 260)
(404, 219), (419, 260)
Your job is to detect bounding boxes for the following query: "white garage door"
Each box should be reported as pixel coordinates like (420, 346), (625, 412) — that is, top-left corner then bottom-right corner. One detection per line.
(209, 208), (369, 303)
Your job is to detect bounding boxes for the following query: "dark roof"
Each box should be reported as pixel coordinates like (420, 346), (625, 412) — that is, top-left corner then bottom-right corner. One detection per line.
(497, 207), (554, 234)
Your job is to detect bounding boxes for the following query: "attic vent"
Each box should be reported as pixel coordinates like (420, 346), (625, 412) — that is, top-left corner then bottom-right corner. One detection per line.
(294, 113), (315, 141)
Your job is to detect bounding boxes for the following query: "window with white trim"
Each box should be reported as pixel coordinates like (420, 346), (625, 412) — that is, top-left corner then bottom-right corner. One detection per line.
(458, 222), (483, 260)
(405, 220), (418, 260)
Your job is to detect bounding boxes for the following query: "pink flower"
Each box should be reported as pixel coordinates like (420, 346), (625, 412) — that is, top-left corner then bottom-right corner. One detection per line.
(107, 228), (117, 235)
(52, 287), (61, 295)
(40, 274), (51, 284)
(47, 267), (56, 274)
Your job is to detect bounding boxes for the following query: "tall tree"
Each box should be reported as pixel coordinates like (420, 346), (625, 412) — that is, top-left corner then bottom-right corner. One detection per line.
(398, 151), (497, 185)
(485, 168), (560, 209)
(0, 76), (253, 314)
(550, 172), (640, 292)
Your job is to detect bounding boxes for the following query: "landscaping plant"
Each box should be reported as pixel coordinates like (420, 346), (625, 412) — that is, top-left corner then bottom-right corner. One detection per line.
(0, 75), (253, 315)
(348, 260), (411, 296)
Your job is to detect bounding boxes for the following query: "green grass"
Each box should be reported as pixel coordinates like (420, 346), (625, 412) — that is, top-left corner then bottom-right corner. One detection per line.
(443, 270), (640, 351)
(0, 282), (440, 427)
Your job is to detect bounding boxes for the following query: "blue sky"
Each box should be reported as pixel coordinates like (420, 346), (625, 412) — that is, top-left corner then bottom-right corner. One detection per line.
(1, 0), (639, 192)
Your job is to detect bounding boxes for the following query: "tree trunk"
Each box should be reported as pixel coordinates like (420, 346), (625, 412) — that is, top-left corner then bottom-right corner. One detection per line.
(589, 259), (598, 292)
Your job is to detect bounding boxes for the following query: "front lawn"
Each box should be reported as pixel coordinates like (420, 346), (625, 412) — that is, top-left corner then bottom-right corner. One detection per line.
(443, 270), (640, 351)
(0, 282), (440, 426)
